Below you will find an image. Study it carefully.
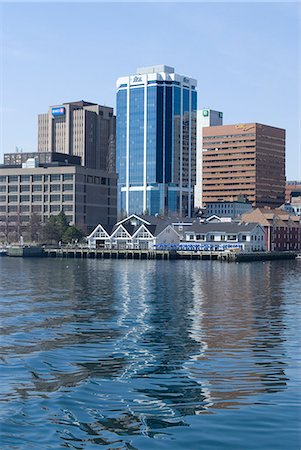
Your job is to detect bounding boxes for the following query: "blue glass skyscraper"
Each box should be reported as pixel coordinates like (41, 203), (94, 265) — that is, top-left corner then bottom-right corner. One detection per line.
(116, 65), (197, 217)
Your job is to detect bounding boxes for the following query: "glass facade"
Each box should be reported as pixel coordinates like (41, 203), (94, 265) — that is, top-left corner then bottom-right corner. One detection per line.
(129, 88), (144, 185)
(116, 70), (197, 217)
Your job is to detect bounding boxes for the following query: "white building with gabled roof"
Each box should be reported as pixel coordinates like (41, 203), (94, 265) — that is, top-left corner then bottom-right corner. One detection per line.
(87, 214), (180, 249)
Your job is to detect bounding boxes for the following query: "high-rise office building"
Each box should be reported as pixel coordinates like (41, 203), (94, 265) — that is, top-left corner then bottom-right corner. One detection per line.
(38, 100), (116, 172)
(194, 109), (223, 208)
(116, 65), (197, 217)
(202, 123), (285, 208)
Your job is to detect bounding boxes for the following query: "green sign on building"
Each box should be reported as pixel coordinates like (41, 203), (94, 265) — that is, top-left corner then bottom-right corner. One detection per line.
(203, 110), (209, 117)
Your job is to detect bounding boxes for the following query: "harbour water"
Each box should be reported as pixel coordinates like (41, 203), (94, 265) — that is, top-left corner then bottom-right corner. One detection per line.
(0, 258), (300, 449)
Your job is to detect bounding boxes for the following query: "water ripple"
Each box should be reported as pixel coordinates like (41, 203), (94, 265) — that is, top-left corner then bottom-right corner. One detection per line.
(0, 258), (300, 449)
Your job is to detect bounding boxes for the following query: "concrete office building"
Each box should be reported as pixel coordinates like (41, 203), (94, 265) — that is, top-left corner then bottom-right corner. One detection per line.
(195, 109), (223, 208)
(202, 123), (285, 208)
(0, 160), (117, 242)
(205, 200), (253, 219)
(38, 100), (116, 172)
(116, 65), (197, 217)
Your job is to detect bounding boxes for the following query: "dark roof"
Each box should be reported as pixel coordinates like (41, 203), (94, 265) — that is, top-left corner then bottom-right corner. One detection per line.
(64, 100), (97, 107)
(145, 222), (172, 236)
(101, 224), (114, 235)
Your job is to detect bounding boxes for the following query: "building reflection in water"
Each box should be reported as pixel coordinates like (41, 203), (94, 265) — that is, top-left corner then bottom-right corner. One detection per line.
(0, 258), (291, 448)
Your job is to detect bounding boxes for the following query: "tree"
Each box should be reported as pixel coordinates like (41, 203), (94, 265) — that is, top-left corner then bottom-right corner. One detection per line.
(42, 216), (60, 243)
(29, 213), (42, 242)
(55, 211), (69, 237)
(42, 212), (84, 245)
(62, 225), (83, 243)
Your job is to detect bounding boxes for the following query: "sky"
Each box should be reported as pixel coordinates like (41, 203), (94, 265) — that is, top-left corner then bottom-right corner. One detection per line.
(0, 1), (300, 179)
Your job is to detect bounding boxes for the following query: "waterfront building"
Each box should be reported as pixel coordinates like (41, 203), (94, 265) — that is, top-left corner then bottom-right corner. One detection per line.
(38, 100), (116, 172)
(87, 214), (179, 249)
(116, 65), (197, 217)
(205, 200), (252, 219)
(0, 159), (117, 242)
(195, 108), (223, 208)
(176, 221), (266, 252)
(202, 123), (286, 208)
(87, 213), (265, 252)
(242, 208), (301, 251)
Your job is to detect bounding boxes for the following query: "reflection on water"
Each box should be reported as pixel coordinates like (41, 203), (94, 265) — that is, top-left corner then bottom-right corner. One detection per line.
(0, 258), (300, 449)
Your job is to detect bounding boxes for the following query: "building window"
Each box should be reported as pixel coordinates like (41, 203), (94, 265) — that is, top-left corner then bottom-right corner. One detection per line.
(62, 205), (73, 212)
(50, 184), (60, 192)
(242, 235), (247, 241)
(50, 205), (60, 213)
(20, 215), (30, 222)
(44, 205), (48, 212)
(20, 185), (30, 192)
(63, 184), (73, 191)
(32, 185), (42, 192)
(63, 174), (74, 181)
(0, 176), (6, 183)
(50, 174), (61, 182)
(8, 195), (18, 203)
(227, 235), (237, 241)
(87, 175), (93, 183)
(62, 194), (73, 202)
(20, 175), (30, 182)
(32, 195), (42, 202)
(0, 186), (6, 192)
(20, 205), (29, 212)
(94, 176), (100, 184)
(8, 205), (18, 212)
(101, 177), (106, 185)
(50, 194), (60, 202)
(32, 205), (42, 212)
(8, 176), (18, 183)
(8, 185), (18, 193)
(32, 175), (42, 182)
(20, 195), (30, 202)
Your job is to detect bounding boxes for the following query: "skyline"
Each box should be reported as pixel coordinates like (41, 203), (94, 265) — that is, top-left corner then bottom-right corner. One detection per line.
(1, 2), (300, 179)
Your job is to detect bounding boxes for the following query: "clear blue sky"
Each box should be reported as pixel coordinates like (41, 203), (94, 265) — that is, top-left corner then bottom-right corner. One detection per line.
(1, 1), (300, 179)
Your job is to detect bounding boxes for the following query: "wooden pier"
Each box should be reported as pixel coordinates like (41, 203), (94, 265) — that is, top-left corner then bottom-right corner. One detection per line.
(4, 246), (297, 262)
(44, 248), (175, 260)
(43, 248), (239, 261)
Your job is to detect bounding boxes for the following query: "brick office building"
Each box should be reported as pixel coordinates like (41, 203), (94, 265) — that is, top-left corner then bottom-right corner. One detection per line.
(202, 123), (285, 208)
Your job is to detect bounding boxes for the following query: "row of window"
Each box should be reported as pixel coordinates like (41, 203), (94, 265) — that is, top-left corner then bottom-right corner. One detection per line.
(86, 175), (108, 185)
(0, 204), (73, 213)
(0, 213), (73, 222)
(0, 194), (73, 203)
(0, 184), (73, 193)
(186, 234), (264, 242)
(0, 174), (74, 183)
